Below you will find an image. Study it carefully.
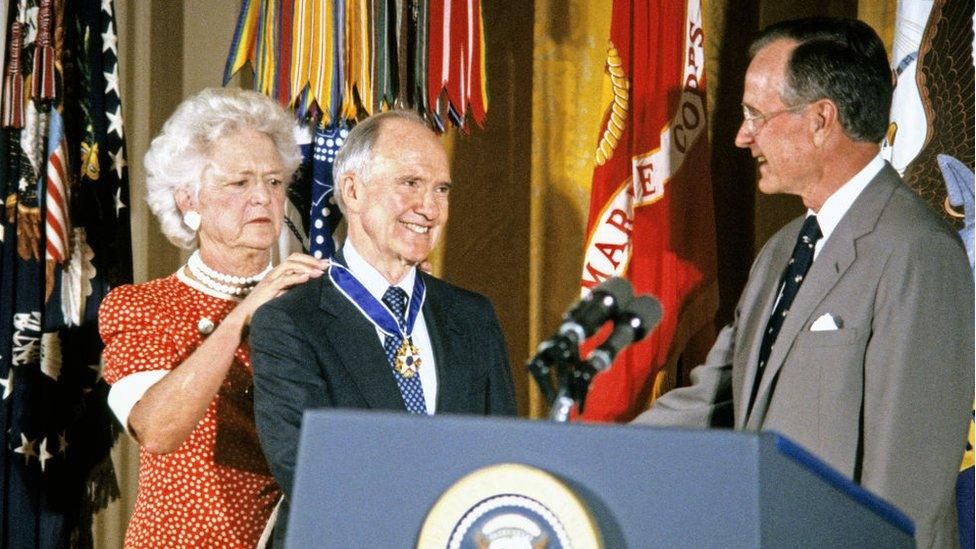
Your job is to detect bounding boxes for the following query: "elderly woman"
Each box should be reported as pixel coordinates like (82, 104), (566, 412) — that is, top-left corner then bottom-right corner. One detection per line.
(99, 88), (326, 547)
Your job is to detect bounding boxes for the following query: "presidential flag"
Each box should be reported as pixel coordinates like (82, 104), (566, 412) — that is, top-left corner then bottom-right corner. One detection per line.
(881, 0), (974, 227)
(578, 0), (718, 422)
(0, 0), (130, 546)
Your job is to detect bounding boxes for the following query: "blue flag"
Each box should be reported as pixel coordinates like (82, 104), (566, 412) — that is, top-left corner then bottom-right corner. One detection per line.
(308, 124), (347, 259)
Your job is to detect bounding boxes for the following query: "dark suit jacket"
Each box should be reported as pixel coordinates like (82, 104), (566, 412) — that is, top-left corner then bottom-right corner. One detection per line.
(635, 165), (974, 548)
(249, 268), (516, 544)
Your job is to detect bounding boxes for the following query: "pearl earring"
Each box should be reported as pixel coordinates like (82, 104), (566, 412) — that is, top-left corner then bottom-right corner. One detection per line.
(183, 210), (202, 231)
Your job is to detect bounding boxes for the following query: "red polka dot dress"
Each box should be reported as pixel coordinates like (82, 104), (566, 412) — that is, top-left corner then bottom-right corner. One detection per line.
(100, 273), (281, 548)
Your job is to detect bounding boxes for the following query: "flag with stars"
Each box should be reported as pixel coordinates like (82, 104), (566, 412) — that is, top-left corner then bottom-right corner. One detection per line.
(276, 121), (348, 260)
(0, 0), (130, 546)
(307, 124), (346, 259)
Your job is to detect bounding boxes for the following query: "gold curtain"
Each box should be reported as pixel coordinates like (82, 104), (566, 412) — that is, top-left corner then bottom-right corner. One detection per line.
(526, 0), (612, 417)
(859, 0), (898, 51)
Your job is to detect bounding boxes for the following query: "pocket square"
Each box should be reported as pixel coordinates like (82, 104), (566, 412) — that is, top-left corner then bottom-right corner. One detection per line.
(810, 313), (842, 331)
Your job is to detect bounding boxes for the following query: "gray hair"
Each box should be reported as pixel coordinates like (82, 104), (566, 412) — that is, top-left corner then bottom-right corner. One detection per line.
(749, 17), (892, 143)
(144, 87), (301, 249)
(331, 110), (427, 213)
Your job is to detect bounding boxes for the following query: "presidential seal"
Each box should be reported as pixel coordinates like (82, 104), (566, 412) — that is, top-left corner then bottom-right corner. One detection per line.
(417, 463), (602, 549)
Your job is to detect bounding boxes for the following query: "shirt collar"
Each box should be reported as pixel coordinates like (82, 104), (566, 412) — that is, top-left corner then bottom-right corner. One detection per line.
(342, 240), (416, 301)
(809, 154), (885, 244)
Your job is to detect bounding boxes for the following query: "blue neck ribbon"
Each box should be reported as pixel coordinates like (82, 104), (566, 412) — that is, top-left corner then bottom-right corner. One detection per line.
(328, 263), (425, 337)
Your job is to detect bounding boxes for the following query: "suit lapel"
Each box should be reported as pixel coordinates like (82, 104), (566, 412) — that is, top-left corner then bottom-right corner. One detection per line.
(734, 223), (797, 428)
(319, 269), (406, 410)
(745, 167), (898, 428)
(422, 275), (465, 414)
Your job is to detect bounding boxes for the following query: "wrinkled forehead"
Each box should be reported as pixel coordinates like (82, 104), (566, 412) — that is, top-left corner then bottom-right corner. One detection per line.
(743, 39), (796, 105)
(371, 121), (451, 178)
(203, 129), (285, 183)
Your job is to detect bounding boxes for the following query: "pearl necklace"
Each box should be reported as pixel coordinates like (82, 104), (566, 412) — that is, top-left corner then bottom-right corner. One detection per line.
(187, 250), (272, 297)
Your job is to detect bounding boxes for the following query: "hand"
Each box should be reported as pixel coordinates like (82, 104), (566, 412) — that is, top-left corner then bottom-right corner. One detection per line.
(232, 253), (328, 326)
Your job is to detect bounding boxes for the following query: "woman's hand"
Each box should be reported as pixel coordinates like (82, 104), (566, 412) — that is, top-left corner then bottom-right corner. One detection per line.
(230, 253), (328, 327)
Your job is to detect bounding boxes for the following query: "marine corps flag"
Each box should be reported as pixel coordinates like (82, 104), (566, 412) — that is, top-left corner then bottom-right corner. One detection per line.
(579, 0), (717, 422)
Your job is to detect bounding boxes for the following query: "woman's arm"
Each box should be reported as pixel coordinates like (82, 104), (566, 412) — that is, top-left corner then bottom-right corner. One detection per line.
(128, 253), (326, 454)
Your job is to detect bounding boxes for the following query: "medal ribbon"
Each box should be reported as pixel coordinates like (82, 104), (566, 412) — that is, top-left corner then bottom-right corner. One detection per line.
(276, 0), (294, 105)
(222, 0), (260, 84)
(308, 0), (334, 119)
(329, 263), (425, 337)
(329, 0), (346, 125)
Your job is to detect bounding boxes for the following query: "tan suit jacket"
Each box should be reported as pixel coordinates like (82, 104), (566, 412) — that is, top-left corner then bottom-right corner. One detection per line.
(635, 165), (974, 548)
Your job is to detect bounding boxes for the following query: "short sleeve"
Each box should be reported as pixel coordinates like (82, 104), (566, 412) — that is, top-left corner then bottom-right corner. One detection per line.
(99, 283), (181, 385)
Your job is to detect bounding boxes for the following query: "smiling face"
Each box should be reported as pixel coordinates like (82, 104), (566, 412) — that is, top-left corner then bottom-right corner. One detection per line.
(341, 118), (451, 280)
(189, 129), (287, 269)
(735, 39), (820, 201)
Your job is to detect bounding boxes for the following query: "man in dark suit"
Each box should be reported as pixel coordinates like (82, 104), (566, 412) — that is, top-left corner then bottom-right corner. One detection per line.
(633, 18), (973, 548)
(250, 111), (516, 542)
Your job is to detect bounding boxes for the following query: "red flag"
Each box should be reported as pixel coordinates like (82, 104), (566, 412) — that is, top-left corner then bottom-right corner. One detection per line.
(579, 0), (718, 422)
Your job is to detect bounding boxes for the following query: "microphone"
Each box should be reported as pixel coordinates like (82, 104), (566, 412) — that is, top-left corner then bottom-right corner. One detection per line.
(583, 295), (662, 373)
(557, 276), (634, 344)
(526, 277), (634, 403)
(530, 277), (633, 364)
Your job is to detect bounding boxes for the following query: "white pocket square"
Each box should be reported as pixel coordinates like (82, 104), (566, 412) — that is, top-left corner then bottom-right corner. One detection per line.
(810, 313), (841, 331)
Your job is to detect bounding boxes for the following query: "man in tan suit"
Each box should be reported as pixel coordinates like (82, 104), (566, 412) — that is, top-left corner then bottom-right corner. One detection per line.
(634, 17), (973, 548)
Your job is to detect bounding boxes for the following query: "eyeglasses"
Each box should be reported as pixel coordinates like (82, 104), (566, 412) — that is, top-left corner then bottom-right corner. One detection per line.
(741, 103), (808, 135)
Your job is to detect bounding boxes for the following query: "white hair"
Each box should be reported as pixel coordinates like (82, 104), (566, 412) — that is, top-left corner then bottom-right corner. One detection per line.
(331, 110), (427, 213)
(144, 87), (301, 249)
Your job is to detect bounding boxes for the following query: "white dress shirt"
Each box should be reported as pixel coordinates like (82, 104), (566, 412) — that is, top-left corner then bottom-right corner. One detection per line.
(771, 154), (886, 312)
(810, 154), (886, 259)
(342, 240), (439, 413)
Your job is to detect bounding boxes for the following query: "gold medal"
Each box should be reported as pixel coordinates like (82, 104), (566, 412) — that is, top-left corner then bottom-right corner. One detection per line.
(394, 337), (423, 378)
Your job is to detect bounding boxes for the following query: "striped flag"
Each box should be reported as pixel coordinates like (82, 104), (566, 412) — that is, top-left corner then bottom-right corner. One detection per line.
(223, 2), (491, 265)
(578, 0), (718, 422)
(427, 0), (487, 129)
(43, 110), (68, 265)
(344, 0), (371, 117)
(224, 1), (487, 129)
(224, 0), (262, 85)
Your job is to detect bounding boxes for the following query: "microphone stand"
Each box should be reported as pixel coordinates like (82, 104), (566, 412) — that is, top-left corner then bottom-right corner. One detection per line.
(526, 337), (601, 422)
(547, 347), (590, 423)
(548, 367), (576, 422)
(569, 363), (598, 415)
(525, 354), (557, 405)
